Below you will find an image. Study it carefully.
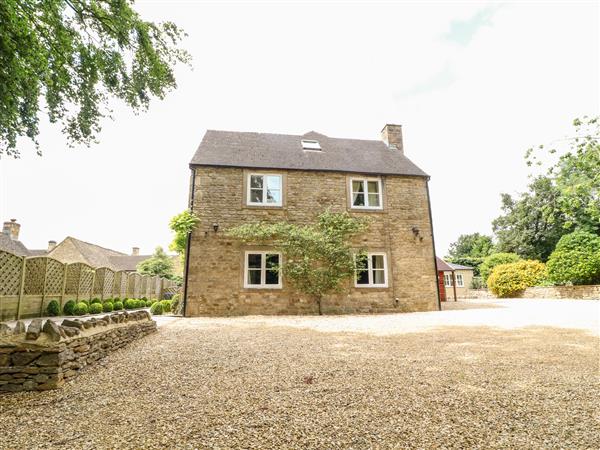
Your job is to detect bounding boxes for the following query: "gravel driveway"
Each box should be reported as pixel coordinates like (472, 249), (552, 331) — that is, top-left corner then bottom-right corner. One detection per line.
(1, 300), (598, 449)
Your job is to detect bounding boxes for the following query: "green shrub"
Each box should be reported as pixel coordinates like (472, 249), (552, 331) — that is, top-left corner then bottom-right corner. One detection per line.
(89, 303), (103, 314)
(74, 302), (89, 316)
(546, 231), (600, 285)
(134, 299), (143, 308)
(63, 300), (76, 315)
(113, 297), (120, 302)
(141, 296), (148, 301)
(103, 302), (114, 313)
(91, 298), (102, 305)
(145, 300), (153, 307)
(171, 294), (181, 315)
(488, 260), (547, 298)
(46, 300), (61, 317)
(113, 301), (123, 311)
(150, 302), (164, 315)
(480, 253), (521, 283)
(124, 299), (137, 310)
(160, 300), (172, 313)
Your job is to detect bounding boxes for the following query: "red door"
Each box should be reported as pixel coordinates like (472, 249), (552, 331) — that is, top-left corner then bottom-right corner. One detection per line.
(438, 271), (446, 302)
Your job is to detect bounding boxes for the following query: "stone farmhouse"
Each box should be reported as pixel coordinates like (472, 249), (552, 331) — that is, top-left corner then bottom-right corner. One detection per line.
(183, 125), (440, 316)
(0, 219), (181, 274)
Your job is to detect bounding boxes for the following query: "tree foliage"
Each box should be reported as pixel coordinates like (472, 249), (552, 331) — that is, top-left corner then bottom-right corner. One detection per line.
(137, 246), (173, 278)
(546, 231), (600, 285)
(487, 260), (547, 298)
(0, 0), (190, 157)
(446, 233), (494, 275)
(169, 210), (199, 257)
(227, 211), (369, 315)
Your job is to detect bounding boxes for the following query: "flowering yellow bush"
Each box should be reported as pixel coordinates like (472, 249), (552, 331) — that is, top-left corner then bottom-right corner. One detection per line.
(488, 260), (547, 298)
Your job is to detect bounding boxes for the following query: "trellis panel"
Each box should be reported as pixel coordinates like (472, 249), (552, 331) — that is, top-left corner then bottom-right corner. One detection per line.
(44, 258), (65, 295)
(23, 257), (46, 295)
(65, 264), (82, 296)
(0, 250), (23, 296)
(103, 268), (115, 298)
(78, 264), (95, 298)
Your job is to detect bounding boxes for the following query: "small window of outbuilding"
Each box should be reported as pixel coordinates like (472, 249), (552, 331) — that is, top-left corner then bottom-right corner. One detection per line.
(301, 140), (321, 150)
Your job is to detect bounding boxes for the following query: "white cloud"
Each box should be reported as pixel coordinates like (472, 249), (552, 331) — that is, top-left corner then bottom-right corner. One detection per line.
(0, 1), (597, 257)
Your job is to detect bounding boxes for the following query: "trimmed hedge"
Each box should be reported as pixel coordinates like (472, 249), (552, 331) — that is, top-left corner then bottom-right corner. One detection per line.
(488, 260), (547, 298)
(547, 231), (600, 285)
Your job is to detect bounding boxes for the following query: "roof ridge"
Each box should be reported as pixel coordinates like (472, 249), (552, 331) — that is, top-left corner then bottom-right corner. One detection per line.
(206, 129), (383, 144)
(67, 236), (128, 256)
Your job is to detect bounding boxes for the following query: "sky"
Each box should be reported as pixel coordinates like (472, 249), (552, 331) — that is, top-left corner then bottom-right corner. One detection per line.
(0, 1), (598, 257)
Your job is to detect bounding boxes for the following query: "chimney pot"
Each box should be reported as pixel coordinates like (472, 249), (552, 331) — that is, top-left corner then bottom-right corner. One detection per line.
(132, 247), (140, 256)
(48, 240), (57, 252)
(381, 124), (404, 153)
(2, 219), (20, 240)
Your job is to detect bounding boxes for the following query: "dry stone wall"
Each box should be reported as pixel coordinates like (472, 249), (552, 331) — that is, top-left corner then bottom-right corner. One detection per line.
(463, 285), (600, 300)
(0, 311), (156, 393)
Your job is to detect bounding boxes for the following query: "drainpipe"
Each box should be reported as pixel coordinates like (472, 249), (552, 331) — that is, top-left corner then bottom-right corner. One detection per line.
(182, 167), (197, 318)
(426, 180), (442, 311)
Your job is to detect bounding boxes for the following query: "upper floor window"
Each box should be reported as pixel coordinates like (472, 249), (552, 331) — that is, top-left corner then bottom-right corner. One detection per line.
(355, 252), (388, 287)
(244, 251), (282, 288)
(247, 174), (282, 206)
(351, 178), (382, 209)
(301, 140), (321, 151)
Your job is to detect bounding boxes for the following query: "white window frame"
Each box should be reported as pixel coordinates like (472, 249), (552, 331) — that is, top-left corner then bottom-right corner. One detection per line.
(246, 173), (283, 206)
(350, 177), (383, 210)
(244, 251), (282, 289)
(455, 273), (464, 287)
(301, 139), (321, 151)
(444, 273), (453, 287)
(354, 252), (388, 288)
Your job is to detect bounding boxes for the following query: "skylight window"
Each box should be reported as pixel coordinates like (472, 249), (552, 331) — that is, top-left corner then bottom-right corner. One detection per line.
(301, 139), (321, 151)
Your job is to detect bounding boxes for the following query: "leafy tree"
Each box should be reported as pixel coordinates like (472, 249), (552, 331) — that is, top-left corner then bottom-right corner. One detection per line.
(1, 0), (190, 157)
(493, 176), (569, 261)
(546, 231), (600, 285)
(446, 233), (494, 275)
(480, 252), (521, 283)
(227, 211), (369, 315)
(169, 210), (199, 259)
(137, 246), (174, 278)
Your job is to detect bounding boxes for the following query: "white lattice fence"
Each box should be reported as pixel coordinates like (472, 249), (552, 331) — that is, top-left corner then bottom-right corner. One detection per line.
(103, 268), (115, 299)
(0, 250), (23, 296)
(23, 257), (46, 295)
(44, 258), (65, 296)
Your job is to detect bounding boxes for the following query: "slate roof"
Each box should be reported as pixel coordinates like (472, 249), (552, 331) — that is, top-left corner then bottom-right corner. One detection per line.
(448, 262), (474, 271)
(436, 257), (474, 271)
(190, 130), (429, 177)
(109, 255), (153, 272)
(0, 233), (30, 257)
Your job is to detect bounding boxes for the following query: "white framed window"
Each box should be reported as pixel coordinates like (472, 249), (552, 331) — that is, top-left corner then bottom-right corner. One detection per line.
(244, 251), (282, 289)
(301, 139), (321, 150)
(350, 178), (383, 209)
(444, 273), (453, 287)
(247, 174), (282, 206)
(355, 252), (388, 288)
(455, 273), (464, 287)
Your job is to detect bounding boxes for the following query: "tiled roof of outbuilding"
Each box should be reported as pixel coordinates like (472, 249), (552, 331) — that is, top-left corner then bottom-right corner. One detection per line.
(190, 130), (429, 177)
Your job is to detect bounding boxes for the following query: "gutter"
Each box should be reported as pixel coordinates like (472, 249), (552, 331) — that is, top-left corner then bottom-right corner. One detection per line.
(181, 167), (197, 317)
(426, 180), (442, 311)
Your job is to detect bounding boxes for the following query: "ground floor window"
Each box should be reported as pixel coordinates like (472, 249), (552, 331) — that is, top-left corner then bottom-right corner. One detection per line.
(455, 273), (464, 287)
(444, 273), (453, 287)
(355, 252), (388, 287)
(244, 251), (282, 288)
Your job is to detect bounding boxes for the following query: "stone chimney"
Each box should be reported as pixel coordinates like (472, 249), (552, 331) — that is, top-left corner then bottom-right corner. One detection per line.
(2, 219), (20, 241)
(132, 247), (140, 256)
(381, 124), (403, 153)
(48, 240), (57, 252)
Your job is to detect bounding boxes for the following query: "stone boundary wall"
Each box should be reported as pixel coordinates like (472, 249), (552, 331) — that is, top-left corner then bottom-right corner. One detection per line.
(0, 311), (156, 393)
(463, 285), (600, 300)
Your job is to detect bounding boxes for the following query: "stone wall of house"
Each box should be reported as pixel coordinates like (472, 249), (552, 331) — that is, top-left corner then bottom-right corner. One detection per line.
(185, 166), (439, 316)
(0, 311), (156, 393)
(463, 285), (600, 300)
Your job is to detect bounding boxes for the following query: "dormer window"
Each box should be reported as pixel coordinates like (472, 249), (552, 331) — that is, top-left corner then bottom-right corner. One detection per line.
(301, 140), (321, 151)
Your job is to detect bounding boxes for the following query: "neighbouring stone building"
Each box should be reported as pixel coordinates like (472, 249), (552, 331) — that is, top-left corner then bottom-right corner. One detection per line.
(184, 125), (440, 316)
(436, 257), (475, 301)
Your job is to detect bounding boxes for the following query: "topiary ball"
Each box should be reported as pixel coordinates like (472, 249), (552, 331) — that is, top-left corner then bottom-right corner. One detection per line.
(63, 300), (76, 315)
(159, 300), (172, 313)
(124, 299), (137, 310)
(113, 301), (124, 311)
(150, 302), (164, 315)
(74, 302), (89, 316)
(91, 298), (102, 305)
(103, 302), (114, 313)
(46, 300), (61, 317)
(89, 303), (103, 314)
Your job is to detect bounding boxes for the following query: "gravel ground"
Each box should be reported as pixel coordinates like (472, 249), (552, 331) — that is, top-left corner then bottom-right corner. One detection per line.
(1, 301), (598, 449)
